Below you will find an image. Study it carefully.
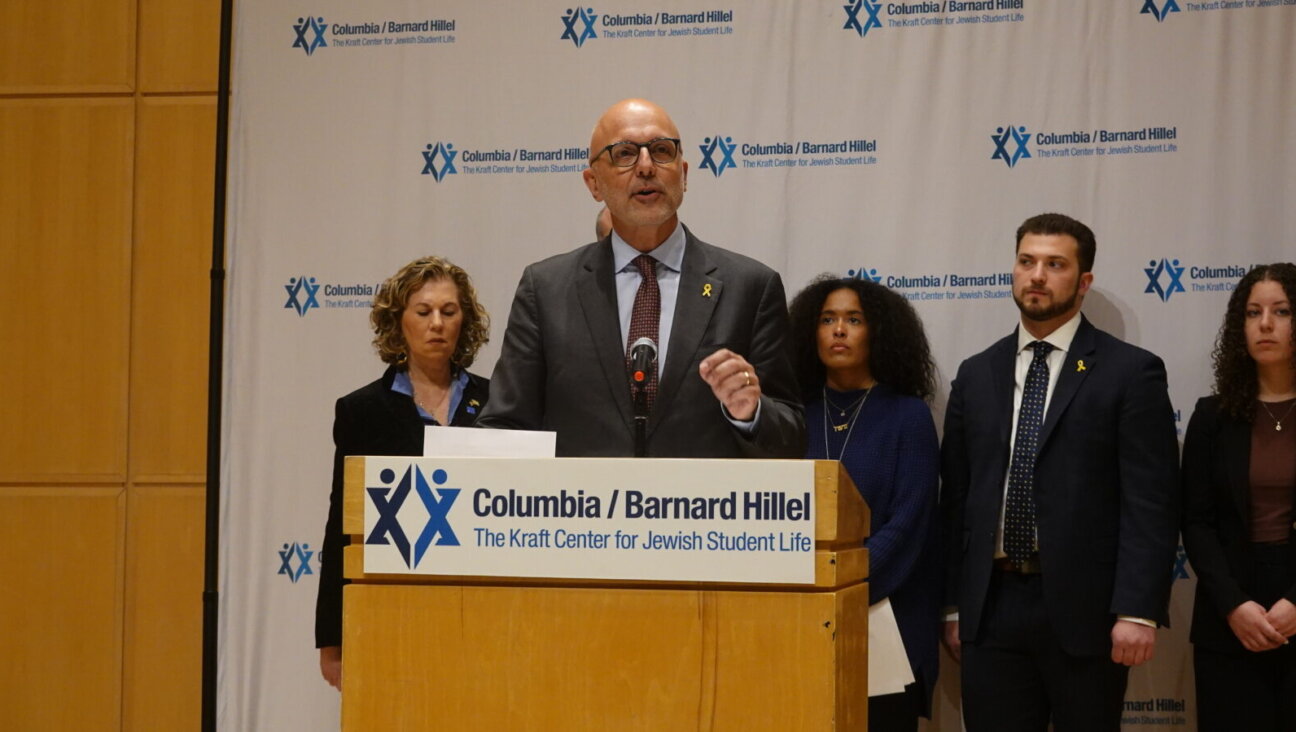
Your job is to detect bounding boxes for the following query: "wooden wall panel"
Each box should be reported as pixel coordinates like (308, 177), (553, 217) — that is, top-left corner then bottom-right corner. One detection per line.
(0, 0), (136, 93)
(0, 487), (125, 732)
(0, 99), (134, 482)
(122, 485), (205, 731)
(130, 98), (216, 480)
(139, 0), (221, 93)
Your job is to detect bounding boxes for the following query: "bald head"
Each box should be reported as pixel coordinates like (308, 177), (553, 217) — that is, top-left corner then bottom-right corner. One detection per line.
(589, 98), (681, 154)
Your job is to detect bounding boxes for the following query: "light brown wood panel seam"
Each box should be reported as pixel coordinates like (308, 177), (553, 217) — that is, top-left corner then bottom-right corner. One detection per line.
(127, 476), (206, 487)
(0, 91), (135, 100)
(140, 91), (222, 98)
(0, 477), (127, 487)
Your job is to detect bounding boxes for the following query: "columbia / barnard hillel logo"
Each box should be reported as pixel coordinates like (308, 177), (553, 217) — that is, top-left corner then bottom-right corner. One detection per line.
(292, 16), (328, 56)
(991, 124), (1032, 168)
(699, 135), (737, 177)
(848, 267), (883, 283)
(1172, 544), (1191, 581)
(366, 465), (461, 569)
(1144, 258), (1186, 302)
(844, 0), (882, 38)
(421, 142), (458, 181)
(284, 275), (320, 316)
(561, 7), (599, 47)
(277, 542), (315, 583)
(1140, 0), (1181, 22)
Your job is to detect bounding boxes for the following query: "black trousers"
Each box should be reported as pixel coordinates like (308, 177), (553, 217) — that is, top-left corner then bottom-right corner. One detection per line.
(961, 569), (1129, 732)
(868, 681), (922, 732)
(1194, 543), (1296, 732)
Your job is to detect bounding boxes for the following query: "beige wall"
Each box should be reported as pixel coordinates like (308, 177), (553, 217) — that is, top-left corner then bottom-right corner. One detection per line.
(0, 0), (218, 728)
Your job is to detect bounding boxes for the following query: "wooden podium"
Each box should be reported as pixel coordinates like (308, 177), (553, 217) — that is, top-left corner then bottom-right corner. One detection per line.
(341, 458), (869, 731)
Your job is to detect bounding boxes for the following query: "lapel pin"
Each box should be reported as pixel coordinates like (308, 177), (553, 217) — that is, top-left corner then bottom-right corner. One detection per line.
(1076, 360), (1086, 372)
(702, 283), (713, 297)
(469, 399), (480, 407)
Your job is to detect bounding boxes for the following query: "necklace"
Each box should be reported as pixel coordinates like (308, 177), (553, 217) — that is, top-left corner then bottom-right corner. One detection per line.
(414, 384), (451, 422)
(822, 386), (872, 460)
(1258, 399), (1296, 432)
(823, 388), (869, 418)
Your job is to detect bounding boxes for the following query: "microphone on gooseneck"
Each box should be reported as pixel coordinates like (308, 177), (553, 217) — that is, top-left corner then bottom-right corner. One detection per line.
(629, 337), (657, 385)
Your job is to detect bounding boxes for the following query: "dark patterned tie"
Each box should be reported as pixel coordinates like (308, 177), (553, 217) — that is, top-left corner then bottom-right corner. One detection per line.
(1004, 340), (1054, 564)
(625, 254), (660, 411)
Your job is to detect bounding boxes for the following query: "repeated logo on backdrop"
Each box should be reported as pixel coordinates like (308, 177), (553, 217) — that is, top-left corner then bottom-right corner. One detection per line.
(1142, 258), (1249, 302)
(989, 122), (1180, 168)
(561, 7), (600, 46)
(847, 267), (884, 283)
(277, 542), (316, 583)
(990, 124), (1032, 168)
(1143, 258), (1187, 302)
(284, 276), (320, 316)
(1172, 544), (1192, 581)
(844, 0), (1026, 37)
(1140, 0), (1182, 22)
(843, 1), (884, 36)
(292, 17), (328, 55)
(560, 7), (736, 47)
(418, 138), (590, 179)
(421, 142), (459, 181)
(843, 266), (1013, 304)
(1138, 0), (1295, 23)
(290, 12), (456, 54)
(695, 133), (880, 177)
(282, 274), (379, 315)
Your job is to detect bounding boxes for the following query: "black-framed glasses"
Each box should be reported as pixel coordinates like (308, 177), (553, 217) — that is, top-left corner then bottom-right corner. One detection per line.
(590, 138), (682, 167)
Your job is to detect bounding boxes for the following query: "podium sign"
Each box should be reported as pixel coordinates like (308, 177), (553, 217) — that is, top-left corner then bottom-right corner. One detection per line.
(358, 457), (817, 584)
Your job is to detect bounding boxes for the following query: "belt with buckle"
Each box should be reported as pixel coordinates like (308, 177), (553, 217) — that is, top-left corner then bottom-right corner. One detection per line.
(994, 554), (1042, 575)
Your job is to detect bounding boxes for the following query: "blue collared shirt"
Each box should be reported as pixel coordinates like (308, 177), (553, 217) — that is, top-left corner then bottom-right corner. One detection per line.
(610, 221), (685, 371)
(609, 222), (756, 431)
(390, 368), (471, 425)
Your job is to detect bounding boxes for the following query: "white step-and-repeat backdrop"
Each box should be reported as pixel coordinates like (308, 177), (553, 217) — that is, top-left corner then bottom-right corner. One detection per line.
(222, 2), (1294, 729)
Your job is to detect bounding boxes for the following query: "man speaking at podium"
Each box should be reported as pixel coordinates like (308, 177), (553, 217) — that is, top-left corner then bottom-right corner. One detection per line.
(478, 99), (804, 458)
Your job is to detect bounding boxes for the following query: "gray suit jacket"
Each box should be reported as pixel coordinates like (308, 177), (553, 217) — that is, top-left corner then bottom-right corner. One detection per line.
(478, 226), (805, 458)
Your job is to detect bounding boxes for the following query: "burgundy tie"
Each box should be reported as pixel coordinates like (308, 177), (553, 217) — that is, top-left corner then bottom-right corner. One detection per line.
(625, 254), (660, 411)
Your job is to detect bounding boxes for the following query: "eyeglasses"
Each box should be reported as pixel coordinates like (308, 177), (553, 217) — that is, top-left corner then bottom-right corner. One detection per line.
(590, 138), (682, 167)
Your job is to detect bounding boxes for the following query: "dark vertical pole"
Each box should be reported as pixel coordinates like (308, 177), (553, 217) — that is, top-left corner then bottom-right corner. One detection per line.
(202, 0), (236, 728)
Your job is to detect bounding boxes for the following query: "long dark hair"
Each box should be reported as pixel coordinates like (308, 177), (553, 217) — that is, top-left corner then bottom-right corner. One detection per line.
(1212, 262), (1296, 420)
(787, 274), (937, 400)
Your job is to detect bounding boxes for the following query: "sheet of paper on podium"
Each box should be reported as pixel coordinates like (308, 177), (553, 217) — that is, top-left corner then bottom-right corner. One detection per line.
(423, 425), (556, 458)
(868, 598), (915, 697)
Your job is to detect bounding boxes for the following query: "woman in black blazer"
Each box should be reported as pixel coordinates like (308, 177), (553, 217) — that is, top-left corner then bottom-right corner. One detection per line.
(314, 255), (490, 690)
(1183, 262), (1296, 730)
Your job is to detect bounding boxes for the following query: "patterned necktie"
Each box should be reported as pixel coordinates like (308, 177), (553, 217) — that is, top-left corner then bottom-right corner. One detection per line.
(625, 254), (660, 411)
(1004, 340), (1054, 564)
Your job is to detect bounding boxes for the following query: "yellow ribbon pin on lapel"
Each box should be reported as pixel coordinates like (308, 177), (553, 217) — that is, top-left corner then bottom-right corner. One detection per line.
(1076, 360), (1086, 372)
(702, 283), (713, 297)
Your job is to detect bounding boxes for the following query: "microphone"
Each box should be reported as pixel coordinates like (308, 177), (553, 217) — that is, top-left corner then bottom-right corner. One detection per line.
(629, 337), (657, 385)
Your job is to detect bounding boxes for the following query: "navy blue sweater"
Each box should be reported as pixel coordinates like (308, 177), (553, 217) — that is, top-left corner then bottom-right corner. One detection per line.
(805, 383), (942, 710)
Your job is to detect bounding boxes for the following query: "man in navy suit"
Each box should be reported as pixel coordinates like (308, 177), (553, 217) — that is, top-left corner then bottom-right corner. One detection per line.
(941, 213), (1180, 730)
(478, 99), (804, 458)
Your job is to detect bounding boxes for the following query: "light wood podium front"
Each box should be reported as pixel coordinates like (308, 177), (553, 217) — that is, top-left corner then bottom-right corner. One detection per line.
(341, 458), (869, 731)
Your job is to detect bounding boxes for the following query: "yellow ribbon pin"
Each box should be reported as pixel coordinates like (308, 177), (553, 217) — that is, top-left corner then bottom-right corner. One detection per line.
(469, 399), (480, 407)
(1076, 360), (1086, 372)
(702, 283), (713, 297)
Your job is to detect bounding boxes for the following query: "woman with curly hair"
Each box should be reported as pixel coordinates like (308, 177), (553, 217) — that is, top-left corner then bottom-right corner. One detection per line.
(1182, 262), (1296, 730)
(787, 274), (941, 731)
(315, 256), (490, 690)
